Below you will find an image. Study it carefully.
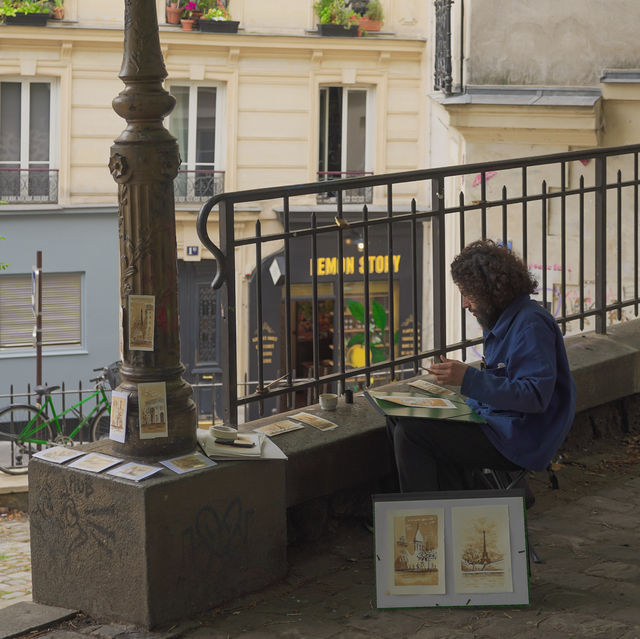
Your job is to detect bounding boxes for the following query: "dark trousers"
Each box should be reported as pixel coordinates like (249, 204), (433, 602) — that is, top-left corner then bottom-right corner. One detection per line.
(386, 416), (521, 493)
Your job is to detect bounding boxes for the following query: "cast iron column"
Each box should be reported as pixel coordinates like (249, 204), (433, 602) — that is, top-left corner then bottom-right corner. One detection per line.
(109, 0), (196, 457)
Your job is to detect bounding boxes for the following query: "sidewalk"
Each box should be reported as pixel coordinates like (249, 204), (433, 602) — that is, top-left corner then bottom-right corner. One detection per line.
(2, 437), (640, 639)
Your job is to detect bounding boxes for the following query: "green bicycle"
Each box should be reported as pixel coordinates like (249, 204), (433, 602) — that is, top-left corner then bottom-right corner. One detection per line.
(0, 364), (117, 474)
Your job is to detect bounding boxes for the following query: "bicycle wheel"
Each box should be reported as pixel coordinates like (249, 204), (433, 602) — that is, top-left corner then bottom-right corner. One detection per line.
(0, 404), (53, 474)
(90, 405), (111, 441)
(0, 404), (53, 445)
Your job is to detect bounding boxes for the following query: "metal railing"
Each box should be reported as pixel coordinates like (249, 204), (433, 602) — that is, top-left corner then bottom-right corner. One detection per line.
(317, 171), (374, 204)
(0, 167), (59, 203)
(174, 169), (224, 203)
(198, 143), (640, 426)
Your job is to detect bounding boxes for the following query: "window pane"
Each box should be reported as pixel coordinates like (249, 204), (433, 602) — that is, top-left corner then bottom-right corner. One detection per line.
(196, 87), (216, 166)
(197, 284), (217, 362)
(327, 87), (342, 173)
(0, 82), (21, 163)
(29, 83), (50, 163)
(346, 90), (366, 173)
(169, 86), (189, 168)
(318, 88), (327, 173)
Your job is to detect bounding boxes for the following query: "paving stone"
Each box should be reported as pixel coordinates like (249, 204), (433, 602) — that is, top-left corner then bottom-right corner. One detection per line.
(584, 560), (640, 581)
(0, 601), (76, 639)
(536, 612), (628, 637)
(575, 495), (637, 513)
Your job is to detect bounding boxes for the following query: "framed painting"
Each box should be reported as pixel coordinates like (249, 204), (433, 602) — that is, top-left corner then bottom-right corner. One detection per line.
(374, 489), (529, 608)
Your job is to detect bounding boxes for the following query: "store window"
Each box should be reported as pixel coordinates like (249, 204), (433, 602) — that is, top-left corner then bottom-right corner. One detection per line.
(318, 86), (374, 203)
(0, 273), (82, 349)
(168, 84), (225, 203)
(0, 80), (57, 203)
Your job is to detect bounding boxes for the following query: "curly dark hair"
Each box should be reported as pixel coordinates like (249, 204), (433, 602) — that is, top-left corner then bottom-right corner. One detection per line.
(450, 240), (538, 328)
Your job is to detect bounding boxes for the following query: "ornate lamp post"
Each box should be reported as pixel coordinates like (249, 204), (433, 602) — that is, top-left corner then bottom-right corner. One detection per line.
(109, 0), (196, 457)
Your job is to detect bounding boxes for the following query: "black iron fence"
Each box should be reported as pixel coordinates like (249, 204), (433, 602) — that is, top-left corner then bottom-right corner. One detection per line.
(0, 167), (59, 203)
(174, 169), (224, 203)
(197, 144), (640, 427)
(317, 171), (374, 204)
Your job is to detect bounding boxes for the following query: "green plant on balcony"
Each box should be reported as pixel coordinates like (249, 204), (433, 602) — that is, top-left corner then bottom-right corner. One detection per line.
(0, 0), (50, 23)
(314, 0), (357, 28)
(201, 0), (230, 21)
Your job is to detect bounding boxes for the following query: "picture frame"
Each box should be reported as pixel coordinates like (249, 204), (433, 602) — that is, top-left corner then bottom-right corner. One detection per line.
(374, 489), (529, 608)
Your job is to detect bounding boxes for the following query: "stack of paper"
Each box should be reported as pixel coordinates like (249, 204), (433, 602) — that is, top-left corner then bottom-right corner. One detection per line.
(197, 429), (266, 459)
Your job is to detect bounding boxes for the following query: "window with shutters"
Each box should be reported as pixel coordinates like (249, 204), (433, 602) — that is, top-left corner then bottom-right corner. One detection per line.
(0, 272), (82, 349)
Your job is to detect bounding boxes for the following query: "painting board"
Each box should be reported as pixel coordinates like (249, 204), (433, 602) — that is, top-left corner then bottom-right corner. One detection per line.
(374, 490), (529, 608)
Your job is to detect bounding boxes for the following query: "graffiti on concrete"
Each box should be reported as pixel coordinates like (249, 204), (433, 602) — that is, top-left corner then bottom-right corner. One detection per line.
(31, 472), (116, 556)
(181, 497), (255, 572)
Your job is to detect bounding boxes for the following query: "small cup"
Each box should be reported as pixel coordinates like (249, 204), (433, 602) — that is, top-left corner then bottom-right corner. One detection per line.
(319, 393), (338, 411)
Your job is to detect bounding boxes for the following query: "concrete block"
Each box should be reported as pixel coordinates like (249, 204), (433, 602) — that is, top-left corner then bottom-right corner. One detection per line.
(28, 453), (287, 628)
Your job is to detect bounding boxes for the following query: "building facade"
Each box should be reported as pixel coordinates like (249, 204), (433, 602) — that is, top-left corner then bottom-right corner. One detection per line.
(0, 0), (428, 421)
(428, 0), (640, 342)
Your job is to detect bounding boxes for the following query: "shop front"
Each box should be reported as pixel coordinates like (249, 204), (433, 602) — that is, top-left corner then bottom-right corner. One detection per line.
(248, 211), (423, 420)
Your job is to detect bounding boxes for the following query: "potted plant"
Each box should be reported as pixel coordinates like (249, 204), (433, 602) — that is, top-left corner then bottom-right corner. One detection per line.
(199, 0), (238, 33)
(166, 1), (183, 25)
(51, 0), (64, 19)
(358, 0), (383, 32)
(314, 0), (358, 37)
(180, 0), (198, 30)
(0, 0), (50, 25)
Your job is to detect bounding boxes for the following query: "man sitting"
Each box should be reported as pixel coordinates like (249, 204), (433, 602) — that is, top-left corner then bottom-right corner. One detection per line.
(387, 239), (576, 493)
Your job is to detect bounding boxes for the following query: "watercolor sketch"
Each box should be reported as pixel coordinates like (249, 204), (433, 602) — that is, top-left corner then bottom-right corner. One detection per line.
(452, 505), (513, 594)
(256, 419), (305, 436)
(68, 453), (122, 473)
(107, 462), (161, 481)
(33, 446), (85, 464)
(138, 382), (168, 439)
(372, 394), (457, 409)
(129, 294), (155, 351)
(160, 452), (216, 474)
(387, 508), (446, 595)
(292, 412), (338, 431)
(109, 390), (128, 443)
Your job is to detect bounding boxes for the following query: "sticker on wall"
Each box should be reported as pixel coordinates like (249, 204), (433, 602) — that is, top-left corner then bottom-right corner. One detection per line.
(109, 390), (129, 444)
(129, 294), (155, 351)
(138, 381), (168, 440)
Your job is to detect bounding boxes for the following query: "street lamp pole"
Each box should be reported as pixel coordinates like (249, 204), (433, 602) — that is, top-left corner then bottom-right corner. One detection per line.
(109, 0), (196, 457)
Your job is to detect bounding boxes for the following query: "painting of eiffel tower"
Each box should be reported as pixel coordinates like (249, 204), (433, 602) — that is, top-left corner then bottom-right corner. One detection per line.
(452, 505), (514, 594)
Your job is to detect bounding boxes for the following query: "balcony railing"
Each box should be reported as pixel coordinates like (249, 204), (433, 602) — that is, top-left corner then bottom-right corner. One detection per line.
(434, 0), (453, 94)
(0, 168), (59, 204)
(198, 144), (640, 426)
(317, 171), (374, 204)
(174, 169), (224, 203)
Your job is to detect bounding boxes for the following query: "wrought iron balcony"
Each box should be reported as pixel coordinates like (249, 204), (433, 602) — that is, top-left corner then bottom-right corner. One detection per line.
(174, 169), (224, 203)
(317, 171), (374, 204)
(0, 168), (59, 204)
(434, 0), (453, 94)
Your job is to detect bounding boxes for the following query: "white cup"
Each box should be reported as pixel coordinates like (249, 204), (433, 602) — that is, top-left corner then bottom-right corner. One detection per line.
(319, 393), (338, 411)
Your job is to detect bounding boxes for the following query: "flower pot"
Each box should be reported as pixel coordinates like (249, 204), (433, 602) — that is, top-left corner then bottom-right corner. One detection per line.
(51, 6), (65, 20)
(199, 19), (239, 33)
(166, 5), (182, 24)
(358, 17), (381, 32)
(180, 17), (195, 31)
(6, 11), (50, 26)
(317, 23), (359, 37)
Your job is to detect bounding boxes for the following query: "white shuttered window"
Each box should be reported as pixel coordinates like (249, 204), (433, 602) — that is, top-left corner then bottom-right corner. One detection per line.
(0, 273), (82, 348)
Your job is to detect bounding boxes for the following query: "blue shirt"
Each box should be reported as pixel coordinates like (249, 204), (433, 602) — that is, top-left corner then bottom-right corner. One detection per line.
(460, 294), (576, 471)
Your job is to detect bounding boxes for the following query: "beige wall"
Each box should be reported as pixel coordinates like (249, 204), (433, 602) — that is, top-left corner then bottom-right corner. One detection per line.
(465, 0), (640, 87)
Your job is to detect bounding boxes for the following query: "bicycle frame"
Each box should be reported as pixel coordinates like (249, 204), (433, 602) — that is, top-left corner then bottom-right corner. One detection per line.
(21, 387), (111, 445)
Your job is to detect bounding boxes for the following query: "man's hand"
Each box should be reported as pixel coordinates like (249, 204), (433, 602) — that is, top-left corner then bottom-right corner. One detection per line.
(428, 355), (469, 387)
